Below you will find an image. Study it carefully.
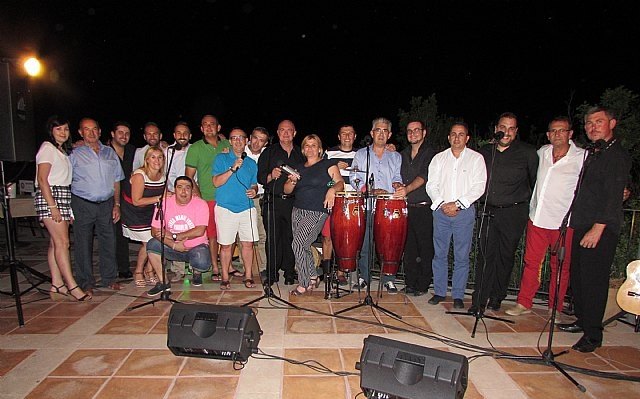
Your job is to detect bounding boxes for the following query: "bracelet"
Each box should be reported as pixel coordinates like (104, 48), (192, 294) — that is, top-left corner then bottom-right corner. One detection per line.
(47, 204), (57, 209)
(115, 203), (121, 207)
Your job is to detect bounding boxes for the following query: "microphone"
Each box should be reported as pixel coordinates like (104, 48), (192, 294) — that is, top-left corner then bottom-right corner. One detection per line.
(171, 142), (182, 151)
(241, 151), (247, 160)
(492, 131), (505, 141)
(362, 135), (373, 146)
(277, 160), (301, 180)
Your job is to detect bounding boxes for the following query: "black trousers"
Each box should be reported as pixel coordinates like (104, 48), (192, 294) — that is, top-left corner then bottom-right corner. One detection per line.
(473, 203), (528, 306)
(570, 225), (619, 342)
(113, 219), (131, 274)
(404, 206), (434, 292)
(262, 196), (296, 280)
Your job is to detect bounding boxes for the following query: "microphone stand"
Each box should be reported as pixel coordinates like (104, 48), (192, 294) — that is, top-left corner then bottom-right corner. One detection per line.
(243, 143), (298, 309)
(446, 138), (514, 337)
(334, 142), (401, 319)
(128, 144), (181, 311)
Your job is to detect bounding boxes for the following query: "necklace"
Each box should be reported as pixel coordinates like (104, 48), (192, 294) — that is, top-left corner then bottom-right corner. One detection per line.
(552, 150), (568, 163)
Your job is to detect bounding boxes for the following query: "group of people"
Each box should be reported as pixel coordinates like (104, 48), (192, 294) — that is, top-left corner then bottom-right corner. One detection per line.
(34, 107), (630, 353)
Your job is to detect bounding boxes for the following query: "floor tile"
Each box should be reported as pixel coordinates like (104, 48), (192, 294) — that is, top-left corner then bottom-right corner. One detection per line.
(455, 315), (516, 333)
(149, 316), (169, 334)
(25, 377), (106, 399)
(284, 348), (342, 375)
(379, 315), (432, 333)
(115, 349), (184, 376)
(119, 300), (172, 317)
(50, 349), (130, 376)
(97, 317), (159, 334)
(40, 302), (99, 317)
(287, 317), (335, 334)
(594, 346), (640, 370)
(180, 357), (242, 376)
(169, 376), (239, 398)
(10, 316), (80, 334)
(0, 349), (35, 375)
(96, 377), (172, 399)
(287, 302), (332, 316)
(283, 376), (347, 399)
(335, 316), (386, 334)
(510, 372), (599, 398)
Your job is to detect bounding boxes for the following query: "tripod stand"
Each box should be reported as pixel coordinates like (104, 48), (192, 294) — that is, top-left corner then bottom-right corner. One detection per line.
(1, 160), (51, 326)
(334, 143), (401, 320)
(445, 141), (513, 337)
(127, 146), (181, 311)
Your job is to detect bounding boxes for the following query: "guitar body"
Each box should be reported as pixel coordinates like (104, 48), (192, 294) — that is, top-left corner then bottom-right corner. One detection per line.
(617, 260), (640, 316)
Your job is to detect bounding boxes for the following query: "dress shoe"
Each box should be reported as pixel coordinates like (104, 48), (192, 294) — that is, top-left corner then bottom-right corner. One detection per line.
(467, 305), (485, 314)
(505, 303), (532, 316)
(402, 286), (416, 294)
(119, 271), (133, 279)
(572, 336), (601, 353)
(428, 295), (446, 305)
(453, 299), (465, 309)
(414, 290), (426, 297)
(557, 322), (583, 333)
(487, 299), (501, 311)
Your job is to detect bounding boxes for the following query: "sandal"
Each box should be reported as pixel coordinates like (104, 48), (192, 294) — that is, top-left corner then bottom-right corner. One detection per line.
(49, 284), (68, 301)
(68, 285), (92, 301)
(243, 278), (255, 288)
(220, 280), (231, 290)
(145, 270), (159, 286)
(134, 272), (146, 288)
(290, 286), (307, 296)
(211, 271), (222, 282)
(229, 269), (244, 278)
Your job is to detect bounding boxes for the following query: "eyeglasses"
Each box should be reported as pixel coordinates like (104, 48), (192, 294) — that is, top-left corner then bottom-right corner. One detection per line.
(549, 128), (571, 134)
(229, 135), (246, 141)
(406, 127), (423, 134)
(372, 128), (390, 134)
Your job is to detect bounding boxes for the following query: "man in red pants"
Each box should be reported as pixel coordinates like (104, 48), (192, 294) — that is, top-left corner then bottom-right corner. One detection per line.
(506, 116), (584, 316)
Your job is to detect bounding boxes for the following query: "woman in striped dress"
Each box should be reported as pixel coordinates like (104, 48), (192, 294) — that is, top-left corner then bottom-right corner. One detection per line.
(121, 146), (166, 287)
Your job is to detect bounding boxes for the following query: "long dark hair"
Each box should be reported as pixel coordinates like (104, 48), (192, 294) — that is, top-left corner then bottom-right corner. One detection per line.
(46, 115), (72, 155)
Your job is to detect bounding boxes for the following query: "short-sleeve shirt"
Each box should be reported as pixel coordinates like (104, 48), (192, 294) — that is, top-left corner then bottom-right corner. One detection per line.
(35, 142), (72, 187)
(151, 195), (209, 248)
(213, 152), (258, 213)
(185, 138), (231, 201)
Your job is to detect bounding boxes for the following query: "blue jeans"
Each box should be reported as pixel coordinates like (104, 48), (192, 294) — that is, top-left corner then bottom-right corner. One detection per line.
(432, 207), (475, 299)
(357, 210), (394, 286)
(146, 238), (211, 272)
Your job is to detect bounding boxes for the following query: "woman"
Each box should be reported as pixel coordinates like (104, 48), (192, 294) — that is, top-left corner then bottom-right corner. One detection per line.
(121, 146), (166, 287)
(35, 116), (90, 301)
(284, 134), (344, 295)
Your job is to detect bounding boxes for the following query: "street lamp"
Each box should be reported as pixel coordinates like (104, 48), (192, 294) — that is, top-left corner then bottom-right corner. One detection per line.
(23, 57), (42, 77)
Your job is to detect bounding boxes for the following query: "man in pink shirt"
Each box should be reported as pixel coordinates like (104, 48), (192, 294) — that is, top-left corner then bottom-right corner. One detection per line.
(146, 176), (211, 296)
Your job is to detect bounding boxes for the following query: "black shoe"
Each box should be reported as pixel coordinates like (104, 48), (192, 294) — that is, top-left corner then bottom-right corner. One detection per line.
(467, 305), (485, 314)
(453, 299), (465, 309)
(260, 270), (279, 283)
(284, 277), (295, 285)
(572, 336), (601, 353)
(402, 286), (416, 294)
(557, 322), (583, 333)
(414, 290), (426, 297)
(428, 295), (446, 305)
(119, 271), (133, 279)
(147, 282), (170, 297)
(487, 299), (501, 311)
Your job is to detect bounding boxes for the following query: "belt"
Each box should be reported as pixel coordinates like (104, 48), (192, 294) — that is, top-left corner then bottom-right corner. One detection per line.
(266, 193), (295, 200)
(407, 202), (431, 208)
(255, 194), (264, 199)
(485, 201), (526, 209)
(72, 194), (111, 205)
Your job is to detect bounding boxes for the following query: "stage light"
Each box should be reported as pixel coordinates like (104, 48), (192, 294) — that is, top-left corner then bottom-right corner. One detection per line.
(23, 57), (42, 77)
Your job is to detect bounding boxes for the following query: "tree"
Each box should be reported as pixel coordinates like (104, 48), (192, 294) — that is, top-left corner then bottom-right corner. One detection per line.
(397, 94), (456, 152)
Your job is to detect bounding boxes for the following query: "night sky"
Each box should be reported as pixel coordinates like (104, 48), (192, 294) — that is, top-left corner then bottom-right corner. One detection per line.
(1, 0), (639, 149)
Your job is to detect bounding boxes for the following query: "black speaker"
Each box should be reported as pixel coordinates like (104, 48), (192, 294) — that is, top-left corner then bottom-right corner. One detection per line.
(167, 304), (262, 362)
(0, 61), (36, 162)
(356, 335), (468, 399)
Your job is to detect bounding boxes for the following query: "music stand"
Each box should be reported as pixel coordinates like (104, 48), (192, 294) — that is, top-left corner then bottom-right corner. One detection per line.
(445, 138), (513, 337)
(127, 145), (181, 311)
(334, 141), (401, 319)
(1, 160), (51, 326)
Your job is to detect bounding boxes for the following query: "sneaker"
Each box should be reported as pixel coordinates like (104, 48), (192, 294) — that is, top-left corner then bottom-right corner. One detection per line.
(192, 272), (202, 287)
(352, 278), (367, 289)
(384, 281), (398, 294)
(147, 282), (170, 297)
(505, 303), (532, 316)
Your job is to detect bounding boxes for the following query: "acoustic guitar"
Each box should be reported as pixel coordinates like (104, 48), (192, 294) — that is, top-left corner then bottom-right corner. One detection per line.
(617, 260), (640, 316)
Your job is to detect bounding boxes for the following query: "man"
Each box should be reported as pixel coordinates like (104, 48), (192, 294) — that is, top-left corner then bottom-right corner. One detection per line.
(321, 125), (358, 285)
(257, 120), (304, 286)
(185, 115), (231, 282)
(165, 121), (192, 193)
(213, 128), (259, 289)
(557, 106), (631, 352)
(133, 122), (162, 170)
(506, 117), (585, 317)
(350, 117), (404, 294)
(427, 122), (487, 308)
(164, 121), (192, 283)
(109, 121), (136, 279)
(400, 120), (437, 297)
(146, 176), (211, 296)
(469, 112), (538, 314)
(245, 127), (270, 275)
(70, 118), (125, 295)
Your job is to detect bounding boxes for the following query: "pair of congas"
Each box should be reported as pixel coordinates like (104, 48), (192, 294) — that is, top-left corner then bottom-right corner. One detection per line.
(330, 192), (408, 275)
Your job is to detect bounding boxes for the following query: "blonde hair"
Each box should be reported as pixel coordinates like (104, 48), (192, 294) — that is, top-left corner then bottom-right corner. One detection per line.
(301, 134), (324, 158)
(142, 146), (165, 176)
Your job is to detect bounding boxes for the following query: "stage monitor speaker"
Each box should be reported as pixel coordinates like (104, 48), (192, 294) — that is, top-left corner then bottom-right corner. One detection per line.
(167, 303), (262, 362)
(356, 335), (468, 399)
(0, 61), (36, 162)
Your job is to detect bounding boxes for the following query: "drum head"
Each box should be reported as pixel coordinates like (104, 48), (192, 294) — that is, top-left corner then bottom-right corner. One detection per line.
(336, 191), (362, 197)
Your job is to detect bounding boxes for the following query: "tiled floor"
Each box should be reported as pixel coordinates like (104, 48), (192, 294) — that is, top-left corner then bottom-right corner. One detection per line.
(1, 227), (639, 398)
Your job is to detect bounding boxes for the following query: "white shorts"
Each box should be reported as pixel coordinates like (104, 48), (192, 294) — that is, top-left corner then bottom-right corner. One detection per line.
(214, 205), (259, 245)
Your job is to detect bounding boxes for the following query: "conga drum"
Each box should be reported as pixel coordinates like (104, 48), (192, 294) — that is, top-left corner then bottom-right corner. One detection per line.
(330, 191), (366, 272)
(373, 194), (408, 275)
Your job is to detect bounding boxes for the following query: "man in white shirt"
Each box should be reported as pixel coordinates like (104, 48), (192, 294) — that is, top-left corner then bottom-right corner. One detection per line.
(133, 122), (163, 170)
(426, 122), (487, 308)
(245, 127), (270, 274)
(506, 116), (585, 316)
(165, 121), (192, 193)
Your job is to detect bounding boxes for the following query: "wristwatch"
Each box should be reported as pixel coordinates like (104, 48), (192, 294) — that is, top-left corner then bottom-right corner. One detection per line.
(172, 233), (178, 241)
